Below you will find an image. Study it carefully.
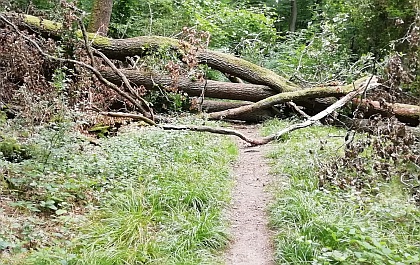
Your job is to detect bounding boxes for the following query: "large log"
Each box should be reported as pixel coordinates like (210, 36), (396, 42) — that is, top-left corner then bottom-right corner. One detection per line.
(101, 69), (277, 102)
(208, 77), (374, 120)
(0, 13), (298, 93)
(351, 99), (420, 126)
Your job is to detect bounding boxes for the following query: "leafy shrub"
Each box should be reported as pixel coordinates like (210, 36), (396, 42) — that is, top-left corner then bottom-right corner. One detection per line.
(105, 0), (189, 38)
(181, 0), (277, 50)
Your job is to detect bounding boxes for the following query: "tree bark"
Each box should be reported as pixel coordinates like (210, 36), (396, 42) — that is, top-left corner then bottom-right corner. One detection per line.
(101, 69), (278, 102)
(88, 0), (113, 35)
(208, 76), (375, 120)
(95, 41), (299, 92)
(196, 50), (299, 92)
(351, 99), (420, 126)
(201, 100), (275, 122)
(290, 0), (297, 32)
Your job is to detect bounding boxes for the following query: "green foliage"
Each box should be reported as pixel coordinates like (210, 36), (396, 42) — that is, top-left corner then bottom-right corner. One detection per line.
(0, 136), (36, 163)
(181, 0), (277, 50)
(322, 0), (417, 57)
(6, 0), (60, 11)
(0, 120), (237, 264)
(107, 0), (188, 38)
(263, 119), (420, 264)
(266, 13), (375, 84)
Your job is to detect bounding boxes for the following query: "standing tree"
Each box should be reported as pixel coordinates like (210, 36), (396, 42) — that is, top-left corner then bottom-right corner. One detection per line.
(88, 0), (113, 35)
(289, 0), (297, 32)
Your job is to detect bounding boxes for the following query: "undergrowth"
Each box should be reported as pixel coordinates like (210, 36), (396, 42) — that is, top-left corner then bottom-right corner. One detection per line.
(0, 119), (237, 264)
(263, 119), (420, 265)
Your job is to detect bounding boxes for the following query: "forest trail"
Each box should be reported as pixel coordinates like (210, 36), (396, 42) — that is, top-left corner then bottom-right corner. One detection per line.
(224, 124), (275, 265)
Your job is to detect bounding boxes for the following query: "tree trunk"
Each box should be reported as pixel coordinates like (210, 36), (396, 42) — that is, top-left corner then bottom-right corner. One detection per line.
(351, 99), (420, 126)
(88, 0), (113, 35)
(290, 0), (297, 32)
(196, 50), (299, 92)
(101, 69), (278, 102)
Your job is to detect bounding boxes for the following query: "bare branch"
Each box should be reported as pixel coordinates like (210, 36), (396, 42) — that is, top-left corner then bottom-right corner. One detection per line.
(0, 13), (156, 126)
(93, 49), (154, 119)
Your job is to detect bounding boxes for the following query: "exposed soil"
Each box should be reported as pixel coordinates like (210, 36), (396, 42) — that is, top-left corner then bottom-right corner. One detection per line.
(224, 124), (275, 265)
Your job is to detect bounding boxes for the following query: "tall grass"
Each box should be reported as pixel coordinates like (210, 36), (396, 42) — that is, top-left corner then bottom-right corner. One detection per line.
(1, 123), (237, 264)
(263, 119), (420, 265)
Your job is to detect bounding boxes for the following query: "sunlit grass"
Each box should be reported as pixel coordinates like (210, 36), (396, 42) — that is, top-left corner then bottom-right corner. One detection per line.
(263, 118), (420, 265)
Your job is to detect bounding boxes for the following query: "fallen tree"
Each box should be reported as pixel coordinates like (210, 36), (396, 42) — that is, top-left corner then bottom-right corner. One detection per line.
(101, 69), (278, 102)
(1, 13), (298, 93)
(101, 81), (376, 145)
(1, 12), (419, 146)
(206, 77), (374, 120)
(351, 99), (420, 126)
(102, 69), (420, 125)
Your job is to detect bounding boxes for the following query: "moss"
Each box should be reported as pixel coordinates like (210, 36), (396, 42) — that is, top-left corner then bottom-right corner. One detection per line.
(209, 50), (299, 92)
(88, 124), (111, 138)
(23, 14), (62, 32)
(21, 14), (111, 46)
(81, 32), (112, 46)
(0, 137), (34, 163)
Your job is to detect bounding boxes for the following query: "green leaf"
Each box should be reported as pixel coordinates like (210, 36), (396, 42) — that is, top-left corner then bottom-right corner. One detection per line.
(0, 240), (12, 250)
(331, 250), (348, 261)
(55, 209), (67, 215)
(358, 241), (375, 250)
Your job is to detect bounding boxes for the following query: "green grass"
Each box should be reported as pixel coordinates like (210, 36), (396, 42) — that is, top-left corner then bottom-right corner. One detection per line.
(0, 121), (237, 264)
(263, 119), (420, 265)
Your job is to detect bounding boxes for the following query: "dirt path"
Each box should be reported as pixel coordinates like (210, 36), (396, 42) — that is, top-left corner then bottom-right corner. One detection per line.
(224, 124), (275, 265)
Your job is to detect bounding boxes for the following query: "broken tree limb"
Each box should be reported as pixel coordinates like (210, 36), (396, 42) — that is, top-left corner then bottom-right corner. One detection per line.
(201, 100), (275, 122)
(207, 76), (372, 120)
(254, 76), (380, 144)
(286, 101), (319, 123)
(98, 111), (266, 144)
(77, 17), (153, 119)
(1, 12), (300, 92)
(351, 99), (420, 126)
(101, 69), (278, 102)
(93, 49), (154, 119)
(160, 124), (267, 145)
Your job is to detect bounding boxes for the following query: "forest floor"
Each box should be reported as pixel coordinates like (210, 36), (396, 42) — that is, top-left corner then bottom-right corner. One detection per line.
(224, 124), (275, 265)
